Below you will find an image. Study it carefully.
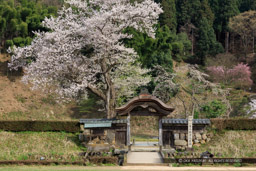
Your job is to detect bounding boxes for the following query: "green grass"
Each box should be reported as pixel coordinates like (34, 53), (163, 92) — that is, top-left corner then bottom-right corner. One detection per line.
(0, 166), (122, 171)
(194, 130), (256, 158)
(0, 132), (85, 161)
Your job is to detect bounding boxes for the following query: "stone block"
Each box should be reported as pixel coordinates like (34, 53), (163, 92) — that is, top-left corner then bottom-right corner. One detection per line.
(202, 133), (207, 140)
(200, 140), (206, 144)
(194, 139), (199, 144)
(180, 133), (185, 140)
(185, 133), (188, 140)
(193, 143), (201, 147)
(207, 133), (214, 138)
(174, 140), (187, 146)
(174, 133), (180, 140)
(195, 133), (202, 140)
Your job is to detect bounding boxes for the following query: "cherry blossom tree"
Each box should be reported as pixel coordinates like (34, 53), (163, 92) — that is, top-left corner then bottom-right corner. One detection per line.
(8, 0), (162, 118)
(207, 63), (253, 89)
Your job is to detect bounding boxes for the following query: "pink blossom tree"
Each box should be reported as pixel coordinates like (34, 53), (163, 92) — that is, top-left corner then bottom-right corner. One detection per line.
(207, 63), (253, 89)
(8, 0), (162, 118)
(227, 63), (253, 88)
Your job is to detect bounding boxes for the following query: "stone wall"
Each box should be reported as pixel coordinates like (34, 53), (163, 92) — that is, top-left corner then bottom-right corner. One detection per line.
(173, 130), (213, 150)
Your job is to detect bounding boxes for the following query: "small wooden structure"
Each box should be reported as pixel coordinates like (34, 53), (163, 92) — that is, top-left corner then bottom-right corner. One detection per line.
(116, 92), (174, 150)
(79, 119), (127, 146)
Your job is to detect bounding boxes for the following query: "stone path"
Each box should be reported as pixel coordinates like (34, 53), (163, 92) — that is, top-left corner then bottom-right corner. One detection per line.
(127, 152), (163, 164)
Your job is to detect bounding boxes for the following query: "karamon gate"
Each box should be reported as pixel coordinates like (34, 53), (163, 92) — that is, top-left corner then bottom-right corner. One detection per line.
(79, 92), (211, 151)
(116, 92), (174, 150)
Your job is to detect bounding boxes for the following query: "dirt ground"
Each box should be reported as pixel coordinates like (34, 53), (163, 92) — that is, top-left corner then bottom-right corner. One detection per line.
(0, 53), (77, 120)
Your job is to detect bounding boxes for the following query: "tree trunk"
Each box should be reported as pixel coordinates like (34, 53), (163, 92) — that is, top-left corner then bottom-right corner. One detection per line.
(101, 59), (116, 119)
(191, 29), (194, 55)
(231, 33), (235, 53)
(253, 34), (255, 54)
(225, 31), (229, 53)
(105, 85), (116, 119)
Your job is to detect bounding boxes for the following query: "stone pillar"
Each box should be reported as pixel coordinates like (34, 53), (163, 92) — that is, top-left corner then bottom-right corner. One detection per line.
(187, 115), (193, 149)
(127, 114), (131, 148)
(159, 116), (163, 151)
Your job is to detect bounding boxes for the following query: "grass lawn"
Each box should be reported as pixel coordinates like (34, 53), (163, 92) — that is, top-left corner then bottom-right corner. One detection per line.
(194, 130), (256, 158)
(0, 166), (122, 171)
(0, 131), (85, 161)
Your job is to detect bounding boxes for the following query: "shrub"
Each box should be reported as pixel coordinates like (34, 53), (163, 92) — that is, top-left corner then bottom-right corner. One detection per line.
(5, 40), (14, 48)
(210, 119), (256, 130)
(201, 100), (227, 118)
(205, 53), (238, 69)
(0, 121), (80, 132)
(13, 37), (25, 47)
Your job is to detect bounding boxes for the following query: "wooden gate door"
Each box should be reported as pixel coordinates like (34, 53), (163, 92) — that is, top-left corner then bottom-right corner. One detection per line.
(115, 131), (126, 146)
(163, 131), (174, 147)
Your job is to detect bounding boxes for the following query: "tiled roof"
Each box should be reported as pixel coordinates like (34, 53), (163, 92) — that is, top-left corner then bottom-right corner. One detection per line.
(79, 119), (127, 124)
(162, 119), (210, 125)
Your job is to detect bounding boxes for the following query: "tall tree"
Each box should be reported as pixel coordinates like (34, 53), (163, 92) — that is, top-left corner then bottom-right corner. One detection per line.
(8, 0), (162, 119)
(239, 0), (256, 12)
(158, 0), (177, 32)
(229, 10), (256, 55)
(176, 0), (214, 28)
(209, 0), (239, 53)
(196, 17), (223, 64)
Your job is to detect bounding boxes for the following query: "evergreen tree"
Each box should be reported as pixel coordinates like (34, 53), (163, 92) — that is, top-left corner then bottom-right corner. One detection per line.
(124, 25), (173, 71)
(176, 0), (213, 28)
(0, 0), (58, 51)
(158, 0), (177, 32)
(239, 0), (256, 12)
(209, 0), (239, 52)
(196, 17), (223, 64)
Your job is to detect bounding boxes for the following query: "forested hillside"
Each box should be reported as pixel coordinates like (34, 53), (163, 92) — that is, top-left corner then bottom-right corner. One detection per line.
(1, 0), (256, 120)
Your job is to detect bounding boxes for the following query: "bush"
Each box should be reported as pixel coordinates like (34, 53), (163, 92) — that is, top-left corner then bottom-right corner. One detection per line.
(5, 39), (13, 48)
(210, 119), (256, 130)
(201, 100), (227, 118)
(205, 53), (238, 69)
(13, 37), (25, 47)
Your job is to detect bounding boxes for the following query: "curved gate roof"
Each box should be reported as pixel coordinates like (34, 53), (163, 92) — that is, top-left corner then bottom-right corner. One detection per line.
(115, 93), (174, 116)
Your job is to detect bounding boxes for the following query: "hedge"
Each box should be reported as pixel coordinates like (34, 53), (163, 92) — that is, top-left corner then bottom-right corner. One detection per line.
(1, 119), (256, 132)
(0, 120), (80, 132)
(210, 119), (256, 130)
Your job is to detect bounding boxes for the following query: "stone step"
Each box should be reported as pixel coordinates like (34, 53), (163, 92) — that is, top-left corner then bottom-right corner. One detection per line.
(127, 152), (164, 164)
(131, 146), (160, 152)
(125, 163), (169, 166)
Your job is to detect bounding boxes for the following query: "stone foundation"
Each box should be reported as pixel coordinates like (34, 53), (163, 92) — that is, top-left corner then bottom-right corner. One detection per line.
(173, 131), (213, 150)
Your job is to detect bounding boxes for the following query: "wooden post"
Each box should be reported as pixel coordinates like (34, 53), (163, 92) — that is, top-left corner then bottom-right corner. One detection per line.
(127, 114), (131, 148)
(159, 116), (163, 151)
(188, 115), (193, 149)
